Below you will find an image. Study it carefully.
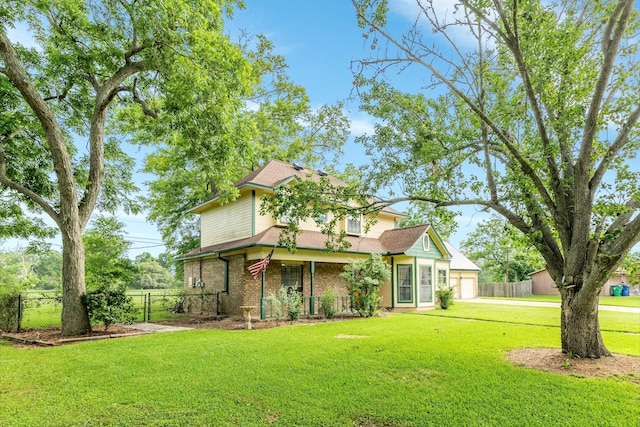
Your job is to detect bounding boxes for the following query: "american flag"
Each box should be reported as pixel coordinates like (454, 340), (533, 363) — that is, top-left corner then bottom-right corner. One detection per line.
(247, 248), (274, 279)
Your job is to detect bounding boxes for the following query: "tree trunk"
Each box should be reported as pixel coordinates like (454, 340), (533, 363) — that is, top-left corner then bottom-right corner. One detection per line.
(560, 291), (610, 359)
(60, 224), (91, 336)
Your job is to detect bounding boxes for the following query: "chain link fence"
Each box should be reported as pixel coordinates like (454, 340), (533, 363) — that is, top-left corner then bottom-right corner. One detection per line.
(0, 290), (219, 333)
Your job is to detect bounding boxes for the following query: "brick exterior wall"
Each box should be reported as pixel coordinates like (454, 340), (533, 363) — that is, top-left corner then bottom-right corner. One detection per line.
(185, 257), (350, 318)
(312, 262), (347, 296)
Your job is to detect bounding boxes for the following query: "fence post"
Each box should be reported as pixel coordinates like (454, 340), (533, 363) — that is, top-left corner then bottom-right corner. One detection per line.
(143, 293), (147, 322)
(147, 292), (152, 322)
(17, 294), (22, 333)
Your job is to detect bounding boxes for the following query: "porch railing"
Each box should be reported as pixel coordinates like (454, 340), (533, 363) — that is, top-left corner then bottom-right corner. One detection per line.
(260, 295), (353, 320)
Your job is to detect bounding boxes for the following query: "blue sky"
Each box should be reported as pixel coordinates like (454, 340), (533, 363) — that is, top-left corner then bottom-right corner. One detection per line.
(4, 0), (488, 258)
(7, 1), (635, 258)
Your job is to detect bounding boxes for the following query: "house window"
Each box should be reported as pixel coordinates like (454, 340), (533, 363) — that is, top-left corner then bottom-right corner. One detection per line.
(437, 269), (447, 288)
(314, 212), (328, 224)
(347, 214), (362, 234)
(279, 208), (298, 225)
(281, 264), (303, 294)
(422, 235), (430, 252)
(397, 264), (413, 303)
(419, 265), (432, 302)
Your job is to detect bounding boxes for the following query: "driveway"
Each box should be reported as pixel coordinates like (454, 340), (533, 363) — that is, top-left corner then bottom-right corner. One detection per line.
(464, 298), (640, 313)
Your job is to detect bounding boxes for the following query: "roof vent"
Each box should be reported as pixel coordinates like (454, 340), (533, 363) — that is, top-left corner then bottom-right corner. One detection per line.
(292, 162), (304, 171)
(318, 170), (328, 176)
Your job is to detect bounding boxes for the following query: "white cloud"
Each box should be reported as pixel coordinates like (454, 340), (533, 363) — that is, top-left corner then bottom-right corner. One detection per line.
(388, 0), (491, 49)
(348, 114), (377, 137)
(5, 23), (39, 50)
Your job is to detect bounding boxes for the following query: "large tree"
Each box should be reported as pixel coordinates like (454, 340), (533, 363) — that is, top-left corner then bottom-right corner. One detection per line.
(265, 0), (640, 358)
(351, 0), (640, 358)
(0, 0), (263, 335)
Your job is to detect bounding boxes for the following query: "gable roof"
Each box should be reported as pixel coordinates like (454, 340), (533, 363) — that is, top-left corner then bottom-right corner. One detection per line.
(379, 224), (430, 254)
(444, 241), (481, 271)
(188, 160), (404, 216)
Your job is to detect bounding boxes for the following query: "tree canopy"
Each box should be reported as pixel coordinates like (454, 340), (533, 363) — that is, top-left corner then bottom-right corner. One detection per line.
(1, 0), (334, 334)
(460, 216), (544, 283)
(263, 0), (640, 358)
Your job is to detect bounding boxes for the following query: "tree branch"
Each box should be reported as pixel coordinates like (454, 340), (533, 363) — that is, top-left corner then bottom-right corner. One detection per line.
(0, 143), (60, 226)
(352, 1), (558, 219)
(0, 31), (78, 228)
(78, 59), (148, 225)
(590, 103), (640, 194)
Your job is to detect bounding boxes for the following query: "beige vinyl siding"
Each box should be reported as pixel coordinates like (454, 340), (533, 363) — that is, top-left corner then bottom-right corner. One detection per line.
(366, 214), (397, 238)
(201, 195), (253, 246)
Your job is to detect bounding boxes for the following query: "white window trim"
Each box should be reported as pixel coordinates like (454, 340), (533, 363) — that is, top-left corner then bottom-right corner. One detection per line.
(346, 214), (362, 235)
(422, 234), (430, 251)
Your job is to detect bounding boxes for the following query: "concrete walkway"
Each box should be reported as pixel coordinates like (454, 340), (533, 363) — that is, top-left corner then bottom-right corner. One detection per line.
(123, 323), (193, 333)
(464, 298), (640, 314)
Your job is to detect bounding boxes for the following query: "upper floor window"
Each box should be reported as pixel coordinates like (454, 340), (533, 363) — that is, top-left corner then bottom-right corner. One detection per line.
(347, 214), (362, 234)
(279, 208), (298, 225)
(314, 212), (328, 224)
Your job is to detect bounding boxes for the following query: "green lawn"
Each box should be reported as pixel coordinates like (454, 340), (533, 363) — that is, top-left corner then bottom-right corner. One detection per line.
(423, 302), (640, 334)
(1, 311), (638, 426)
(482, 294), (640, 308)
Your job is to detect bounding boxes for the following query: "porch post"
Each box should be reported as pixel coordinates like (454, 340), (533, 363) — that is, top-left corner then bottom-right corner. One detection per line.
(414, 257), (419, 308)
(260, 270), (266, 319)
(310, 261), (315, 315)
(391, 257), (395, 308)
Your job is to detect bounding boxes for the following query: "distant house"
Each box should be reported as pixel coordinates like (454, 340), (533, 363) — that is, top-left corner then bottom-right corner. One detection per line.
(179, 160), (479, 318)
(531, 268), (636, 296)
(445, 242), (481, 299)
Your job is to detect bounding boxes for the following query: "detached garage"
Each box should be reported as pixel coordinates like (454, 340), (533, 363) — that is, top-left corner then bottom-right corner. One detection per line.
(445, 242), (481, 300)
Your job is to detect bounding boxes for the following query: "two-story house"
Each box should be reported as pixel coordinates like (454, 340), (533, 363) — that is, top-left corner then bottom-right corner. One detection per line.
(179, 160), (479, 319)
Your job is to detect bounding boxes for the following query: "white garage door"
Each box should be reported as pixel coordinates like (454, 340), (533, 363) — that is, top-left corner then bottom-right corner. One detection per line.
(460, 278), (475, 299)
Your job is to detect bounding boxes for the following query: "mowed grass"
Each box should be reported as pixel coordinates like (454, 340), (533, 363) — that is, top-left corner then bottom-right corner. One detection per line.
(483, 294), (640, 308)
(1, 312), (638, 427)
(422, 302), (640, 334)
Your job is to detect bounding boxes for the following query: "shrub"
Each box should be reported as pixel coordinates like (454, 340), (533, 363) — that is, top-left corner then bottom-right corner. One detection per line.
(341, 254), (391, 318)
(266, 287), (301, 322)
(265, 291), (284, 321)
(82, 283), (139, 331)
(435, 285), (455, 309)
(319, 287), (337, 319)
(286, 290), (301, 321)
(0, 293), (20, 332)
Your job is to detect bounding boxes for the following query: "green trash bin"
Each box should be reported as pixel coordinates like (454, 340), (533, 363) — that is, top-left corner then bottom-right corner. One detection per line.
(611, 285), (622, 296)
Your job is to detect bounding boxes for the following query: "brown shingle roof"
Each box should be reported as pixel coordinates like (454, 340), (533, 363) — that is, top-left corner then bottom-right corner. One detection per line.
(379, 224), (430, 254)
(234, 159), (346, 189)
(179, 225), (388, 259)
(189, 160), (404, 216)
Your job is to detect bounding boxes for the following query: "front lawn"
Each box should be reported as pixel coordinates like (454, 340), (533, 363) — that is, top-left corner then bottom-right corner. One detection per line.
(423, 302), (640, 335)
(1, 313), (638, 426)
